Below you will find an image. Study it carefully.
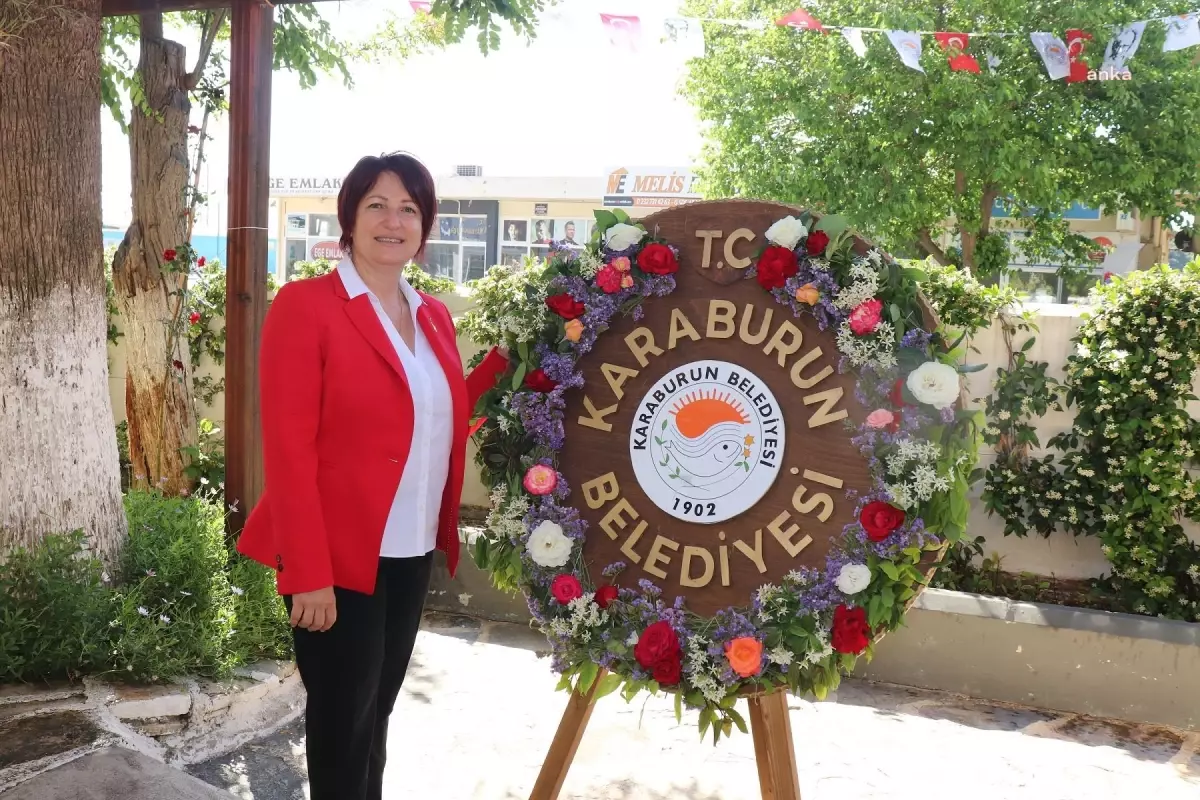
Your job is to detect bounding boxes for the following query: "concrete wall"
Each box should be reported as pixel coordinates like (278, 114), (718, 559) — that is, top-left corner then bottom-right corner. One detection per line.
(107, 299), (1198, 581)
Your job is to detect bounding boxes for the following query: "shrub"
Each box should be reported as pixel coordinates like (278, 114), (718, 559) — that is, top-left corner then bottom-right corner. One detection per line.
(0, 530), (112, 683)
(227, 554), (292, 663)
(109, 491), (239, 680)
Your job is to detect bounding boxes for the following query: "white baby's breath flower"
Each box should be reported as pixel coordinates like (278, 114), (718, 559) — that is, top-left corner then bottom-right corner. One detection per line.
(230, 586), (244, 596)
(137, 607), (149, 617)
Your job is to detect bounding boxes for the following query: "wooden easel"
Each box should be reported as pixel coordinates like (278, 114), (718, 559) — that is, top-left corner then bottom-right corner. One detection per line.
(529, 669), (802, 800)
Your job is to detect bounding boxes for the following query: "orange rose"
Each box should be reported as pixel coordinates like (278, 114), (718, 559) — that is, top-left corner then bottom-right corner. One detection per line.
(564, 318), (584, 342)
(724, 636), (763, 678)
(795, 283), (820, 305)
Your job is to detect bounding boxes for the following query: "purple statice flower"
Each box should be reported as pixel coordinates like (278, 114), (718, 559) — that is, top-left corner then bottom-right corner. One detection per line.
(534, 345), (583, 387)
(901, 328), (932, 350)
(549, 274), (590, 302)
(602, 561), (627, 578)
(509, 388), (566, 451)
(939, 405), (957, 423)
(632, 304), (645, 321)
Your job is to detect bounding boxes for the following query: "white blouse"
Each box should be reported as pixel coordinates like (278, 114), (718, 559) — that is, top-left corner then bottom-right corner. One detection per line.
(337, 260), (454, 559)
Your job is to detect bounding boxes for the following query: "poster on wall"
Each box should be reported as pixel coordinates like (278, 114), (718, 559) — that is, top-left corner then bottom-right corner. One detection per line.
(503, 219), (529, 242)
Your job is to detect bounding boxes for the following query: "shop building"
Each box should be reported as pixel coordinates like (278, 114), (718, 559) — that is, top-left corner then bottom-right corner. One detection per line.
(270, 167), (702, 283)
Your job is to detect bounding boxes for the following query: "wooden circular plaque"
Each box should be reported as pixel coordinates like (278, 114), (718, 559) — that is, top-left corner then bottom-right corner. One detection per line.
(558, 201), (875, 616)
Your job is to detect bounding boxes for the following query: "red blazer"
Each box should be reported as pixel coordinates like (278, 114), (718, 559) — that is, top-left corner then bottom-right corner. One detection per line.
(236, 270), (508, 596)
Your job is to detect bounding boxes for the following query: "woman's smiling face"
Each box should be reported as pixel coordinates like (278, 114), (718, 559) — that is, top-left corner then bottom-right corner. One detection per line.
(351, 170), (423, 267)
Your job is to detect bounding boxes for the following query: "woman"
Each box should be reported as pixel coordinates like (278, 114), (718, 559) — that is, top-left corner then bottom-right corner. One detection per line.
(237, 152), (508, 800)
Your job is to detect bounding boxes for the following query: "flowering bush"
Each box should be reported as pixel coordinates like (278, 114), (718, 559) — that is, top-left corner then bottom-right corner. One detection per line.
(0, 490), (290, 684)
(466, 206), (980, 741)
(982, 264), (1200, 621)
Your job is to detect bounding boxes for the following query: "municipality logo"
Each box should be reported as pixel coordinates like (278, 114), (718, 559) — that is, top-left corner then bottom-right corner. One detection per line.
(630, 360), (784, 524)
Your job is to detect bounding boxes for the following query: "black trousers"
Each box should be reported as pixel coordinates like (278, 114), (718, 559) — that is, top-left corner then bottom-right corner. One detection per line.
(284, 553), (433, 800)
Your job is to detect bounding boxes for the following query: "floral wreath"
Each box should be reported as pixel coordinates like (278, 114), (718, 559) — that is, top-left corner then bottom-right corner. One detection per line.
(471, 204), (979, 741)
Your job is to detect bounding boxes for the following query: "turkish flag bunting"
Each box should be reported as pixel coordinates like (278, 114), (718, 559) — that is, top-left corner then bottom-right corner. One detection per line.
(1066, 29), (1093, 83)
(934, 32), (980, 72)
(776, 8), (827, 33)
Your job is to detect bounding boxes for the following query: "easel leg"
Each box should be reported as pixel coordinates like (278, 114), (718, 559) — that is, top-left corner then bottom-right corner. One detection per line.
(529, 669), (607, 800)
(747, 691), (802, 800)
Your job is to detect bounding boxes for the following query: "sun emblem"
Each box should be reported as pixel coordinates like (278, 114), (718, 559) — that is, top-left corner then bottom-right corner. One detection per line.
(669, 390), (750, 438)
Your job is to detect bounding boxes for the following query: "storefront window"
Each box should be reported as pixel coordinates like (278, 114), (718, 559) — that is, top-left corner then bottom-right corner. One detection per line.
(285, 240), (307, 279)
(308, 214), (341, 237)
(425, 214), (488, 282)
(1007, 268), (1058, 303)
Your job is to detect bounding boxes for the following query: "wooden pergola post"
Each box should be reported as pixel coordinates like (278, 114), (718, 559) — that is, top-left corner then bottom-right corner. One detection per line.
(224, 0), (274, 533)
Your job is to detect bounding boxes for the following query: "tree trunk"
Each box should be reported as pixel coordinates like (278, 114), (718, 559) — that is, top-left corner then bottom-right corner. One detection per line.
(0, 0), (127, 563)
(111, 13), (197, 496)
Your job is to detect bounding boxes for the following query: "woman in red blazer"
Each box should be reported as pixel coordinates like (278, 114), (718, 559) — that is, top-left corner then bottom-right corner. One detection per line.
(236, 152), (507, 800)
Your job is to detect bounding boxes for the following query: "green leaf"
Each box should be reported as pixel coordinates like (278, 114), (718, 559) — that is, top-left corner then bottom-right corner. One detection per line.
(577, 661), (600, 695)
(613, 208), (631, 224)
(593, 209), (619, 232)
(674, 691), (684, 722)
(879, 562), (901, 581)
(958, 362), (989, 373)
(814, 213), (849, 238)
(727, 707), (749, 735)
(593, 672), (623, 701)
(511, 362), (527, 391)
(517, 341), (529, 361)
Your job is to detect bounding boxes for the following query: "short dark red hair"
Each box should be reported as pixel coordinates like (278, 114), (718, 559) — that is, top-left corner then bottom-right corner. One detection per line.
(337, 152), (437, 254)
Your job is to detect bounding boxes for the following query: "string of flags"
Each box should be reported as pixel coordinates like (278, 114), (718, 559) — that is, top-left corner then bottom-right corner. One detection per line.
(406, 2), (1200, 80)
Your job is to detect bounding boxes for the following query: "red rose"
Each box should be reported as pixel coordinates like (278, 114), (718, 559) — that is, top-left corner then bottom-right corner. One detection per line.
(637, 243), (678, 275)
(860, 501), (905, 542)
(805, 230), (830, 256)
(524, 368), (557, 393)
(551, 574), (583, 605)
(832, 604), (871, 654)
(545, 293), (585, 320)
(634, 620), (680, 670)
(651, 655), (682, 685)
(889, 378), (906, 408)
(188, 312), (201, 325)
(755, 246), (798, 290)
(595, 584), (619, 609)
(163, 248), (177, 261)
(197, 256), (206, 267)
(172, 359), (184, 371)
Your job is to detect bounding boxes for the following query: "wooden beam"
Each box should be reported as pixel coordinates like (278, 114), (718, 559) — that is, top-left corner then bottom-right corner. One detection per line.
(102, 0), (318, 16)
(224, 0), (273, 535)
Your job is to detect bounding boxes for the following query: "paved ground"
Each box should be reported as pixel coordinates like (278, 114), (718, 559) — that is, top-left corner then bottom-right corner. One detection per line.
(190, 613), (1200, 800)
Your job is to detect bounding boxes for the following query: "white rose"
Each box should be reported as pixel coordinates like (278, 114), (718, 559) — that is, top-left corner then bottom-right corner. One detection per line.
(836, 563), (872, 595)
(906, 361), (960, 409)
(526, 520), (573, 568)
(604, 223), (645, 252)
(764, 216), (808, 250)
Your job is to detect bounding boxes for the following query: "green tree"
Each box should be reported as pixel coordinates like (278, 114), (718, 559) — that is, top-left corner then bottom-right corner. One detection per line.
(100, 6), (446, 495)
(681, 1), (1200, 276)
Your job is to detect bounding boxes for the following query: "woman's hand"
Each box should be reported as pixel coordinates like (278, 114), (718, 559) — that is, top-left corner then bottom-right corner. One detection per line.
(290, 586), (337, 632)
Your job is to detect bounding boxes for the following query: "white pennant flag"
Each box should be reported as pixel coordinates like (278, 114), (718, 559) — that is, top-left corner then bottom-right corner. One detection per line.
(662, 17), (706, 59)
(842, 27), (868, 58)
(1164, 13), (1200, 52)
(886, 30), (924, 72)
(1102, 21), (1146, 71)
(1030, 32), (1070, 79)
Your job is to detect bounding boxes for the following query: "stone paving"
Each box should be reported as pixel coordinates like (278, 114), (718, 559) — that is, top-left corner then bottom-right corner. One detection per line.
(190, 612), (1200, 800)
